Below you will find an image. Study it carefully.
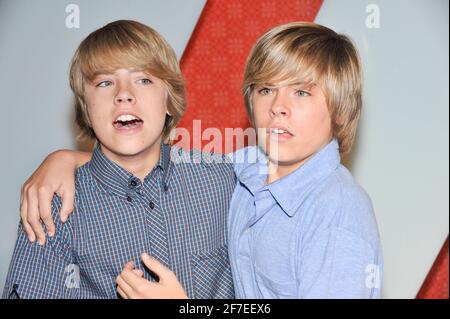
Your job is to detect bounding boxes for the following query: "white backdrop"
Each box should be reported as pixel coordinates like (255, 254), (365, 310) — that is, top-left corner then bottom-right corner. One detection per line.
(317, 0), (449, 298)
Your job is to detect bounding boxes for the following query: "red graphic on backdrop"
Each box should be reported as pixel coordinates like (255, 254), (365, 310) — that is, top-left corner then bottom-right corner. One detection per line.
(178, 0), (323, 152)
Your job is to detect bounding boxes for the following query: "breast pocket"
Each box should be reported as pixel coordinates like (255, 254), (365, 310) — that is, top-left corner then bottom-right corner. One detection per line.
(191, 245), (234, 299)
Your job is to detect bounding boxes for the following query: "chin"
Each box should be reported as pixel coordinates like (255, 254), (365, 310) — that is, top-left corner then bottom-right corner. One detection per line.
(263, 142), (295, 160)
(266, 145), (312, 165)
(101, 139), (161, 158)
(113, 147), (147, 157)
(268, 153), (304, 165)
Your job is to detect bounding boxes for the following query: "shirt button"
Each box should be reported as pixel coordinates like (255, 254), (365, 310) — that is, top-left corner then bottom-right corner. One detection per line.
(127, 196), (133, 202)
(163, 184), (168, 192)
(129, 180), (137, 187)
(149, 201), (155, 209)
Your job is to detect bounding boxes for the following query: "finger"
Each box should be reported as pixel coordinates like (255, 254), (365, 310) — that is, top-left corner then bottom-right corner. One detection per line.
(19, 199), (36, 242)
(60, 186), (75, 223)
(122, 261), (143, 276)
(22, 221), (36, 243)
(123, 261), (135, 270)
(37, 186), (55, 237)
(20, 183), (25, 206)
(141, 253), (172, 282)
(120, 265), (148, 290)
(117, 286), (129, 299)
(133, 269), (144, 277)
(26, 188), (47, 245)
(116, 274), (136, 298)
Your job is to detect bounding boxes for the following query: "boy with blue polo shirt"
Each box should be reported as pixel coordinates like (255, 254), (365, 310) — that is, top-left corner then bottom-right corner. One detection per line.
(227, 22), (382, 298)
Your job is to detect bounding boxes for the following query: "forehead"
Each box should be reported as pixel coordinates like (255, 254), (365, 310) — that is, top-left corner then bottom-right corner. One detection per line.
(252, 62), (319, 86)
(79, 44), (154, 80)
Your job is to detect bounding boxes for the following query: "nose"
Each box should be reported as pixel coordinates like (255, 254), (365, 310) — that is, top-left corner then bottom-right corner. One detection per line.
(114, 85), (136, 105)
(270, 89), (290, 118)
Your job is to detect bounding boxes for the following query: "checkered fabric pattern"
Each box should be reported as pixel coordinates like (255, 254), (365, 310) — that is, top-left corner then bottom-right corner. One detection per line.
(3, 143), (236, 299)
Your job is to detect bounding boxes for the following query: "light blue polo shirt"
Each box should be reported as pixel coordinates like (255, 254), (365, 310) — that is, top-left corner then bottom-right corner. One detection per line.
(228, 139), (383, 298)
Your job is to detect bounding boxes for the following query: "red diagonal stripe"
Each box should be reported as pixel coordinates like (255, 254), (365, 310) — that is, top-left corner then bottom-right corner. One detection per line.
(178, 0), (324, 152)
(417, 237), (449, 299)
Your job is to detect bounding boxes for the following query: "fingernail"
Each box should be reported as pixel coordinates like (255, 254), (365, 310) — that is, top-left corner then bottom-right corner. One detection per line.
(28, 236), (35, 242)
(48, 231), (54, 237)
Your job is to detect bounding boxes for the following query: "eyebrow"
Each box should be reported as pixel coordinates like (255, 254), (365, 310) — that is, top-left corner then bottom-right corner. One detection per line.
(256, 82), (315, 90)
(91, 70), (153, 81)
(95, 69), (150, 75)
(91, 72), (113, 80)
(292, 82), (315, 91)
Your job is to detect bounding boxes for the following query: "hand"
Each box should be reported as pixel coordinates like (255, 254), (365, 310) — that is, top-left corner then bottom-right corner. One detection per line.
(20, 150), (90, 245)
(116, 253), (188, 299)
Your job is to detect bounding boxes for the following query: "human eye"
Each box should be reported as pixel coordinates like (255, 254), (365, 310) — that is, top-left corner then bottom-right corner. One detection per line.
(257, 87), (272, 95)
(96, 80), (113, 87)
(137, 78), (153, 85)
(295, 89), (311, 97)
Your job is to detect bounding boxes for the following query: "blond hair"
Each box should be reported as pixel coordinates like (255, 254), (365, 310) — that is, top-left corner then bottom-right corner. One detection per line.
(243, 22), (362, 155)
(69, 20), (185, 141)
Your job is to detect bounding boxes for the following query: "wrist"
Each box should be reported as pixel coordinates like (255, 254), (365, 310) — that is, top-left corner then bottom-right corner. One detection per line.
(47, 150), (89, 169)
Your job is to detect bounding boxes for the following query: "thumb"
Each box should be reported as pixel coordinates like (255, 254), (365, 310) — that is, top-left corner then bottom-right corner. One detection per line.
(141, 253), (172, 281)
(60, 187), (75, 223)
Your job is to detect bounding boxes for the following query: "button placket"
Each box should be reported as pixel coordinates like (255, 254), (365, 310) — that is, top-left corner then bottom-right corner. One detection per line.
(141, 170), (170, 268)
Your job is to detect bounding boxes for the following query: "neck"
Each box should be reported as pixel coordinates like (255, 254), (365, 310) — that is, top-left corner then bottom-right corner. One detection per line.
(100, 141), (162, 181)
(266, 159), (305, 184)
(266, 138), (334, 184)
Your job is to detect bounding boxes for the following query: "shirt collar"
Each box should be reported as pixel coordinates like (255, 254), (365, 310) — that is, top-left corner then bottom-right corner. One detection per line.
(238, 139), (341, 217)
(89, 142), (172, 198)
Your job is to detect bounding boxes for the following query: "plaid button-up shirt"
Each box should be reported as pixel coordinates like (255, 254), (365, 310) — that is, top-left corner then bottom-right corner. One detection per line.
(3, 143), (236, 299)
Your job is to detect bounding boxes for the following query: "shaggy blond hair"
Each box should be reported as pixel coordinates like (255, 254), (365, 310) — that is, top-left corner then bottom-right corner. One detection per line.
(243, 22), (363, 155)
(70, 20), (185, 141)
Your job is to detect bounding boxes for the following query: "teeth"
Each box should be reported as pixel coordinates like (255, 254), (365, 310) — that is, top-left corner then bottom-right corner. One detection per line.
(115, 114), (139, 122)
(271, 128), (288, 134)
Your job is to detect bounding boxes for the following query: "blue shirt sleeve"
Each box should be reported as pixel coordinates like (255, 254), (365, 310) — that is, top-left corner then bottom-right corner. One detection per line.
(2, 196), (76, 299)
(297, 226), (382, 299)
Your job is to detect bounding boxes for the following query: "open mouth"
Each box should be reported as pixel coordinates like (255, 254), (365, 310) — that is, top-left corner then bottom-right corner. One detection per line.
(113, 114), (144, 129)
(267, 127), (294, 137)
